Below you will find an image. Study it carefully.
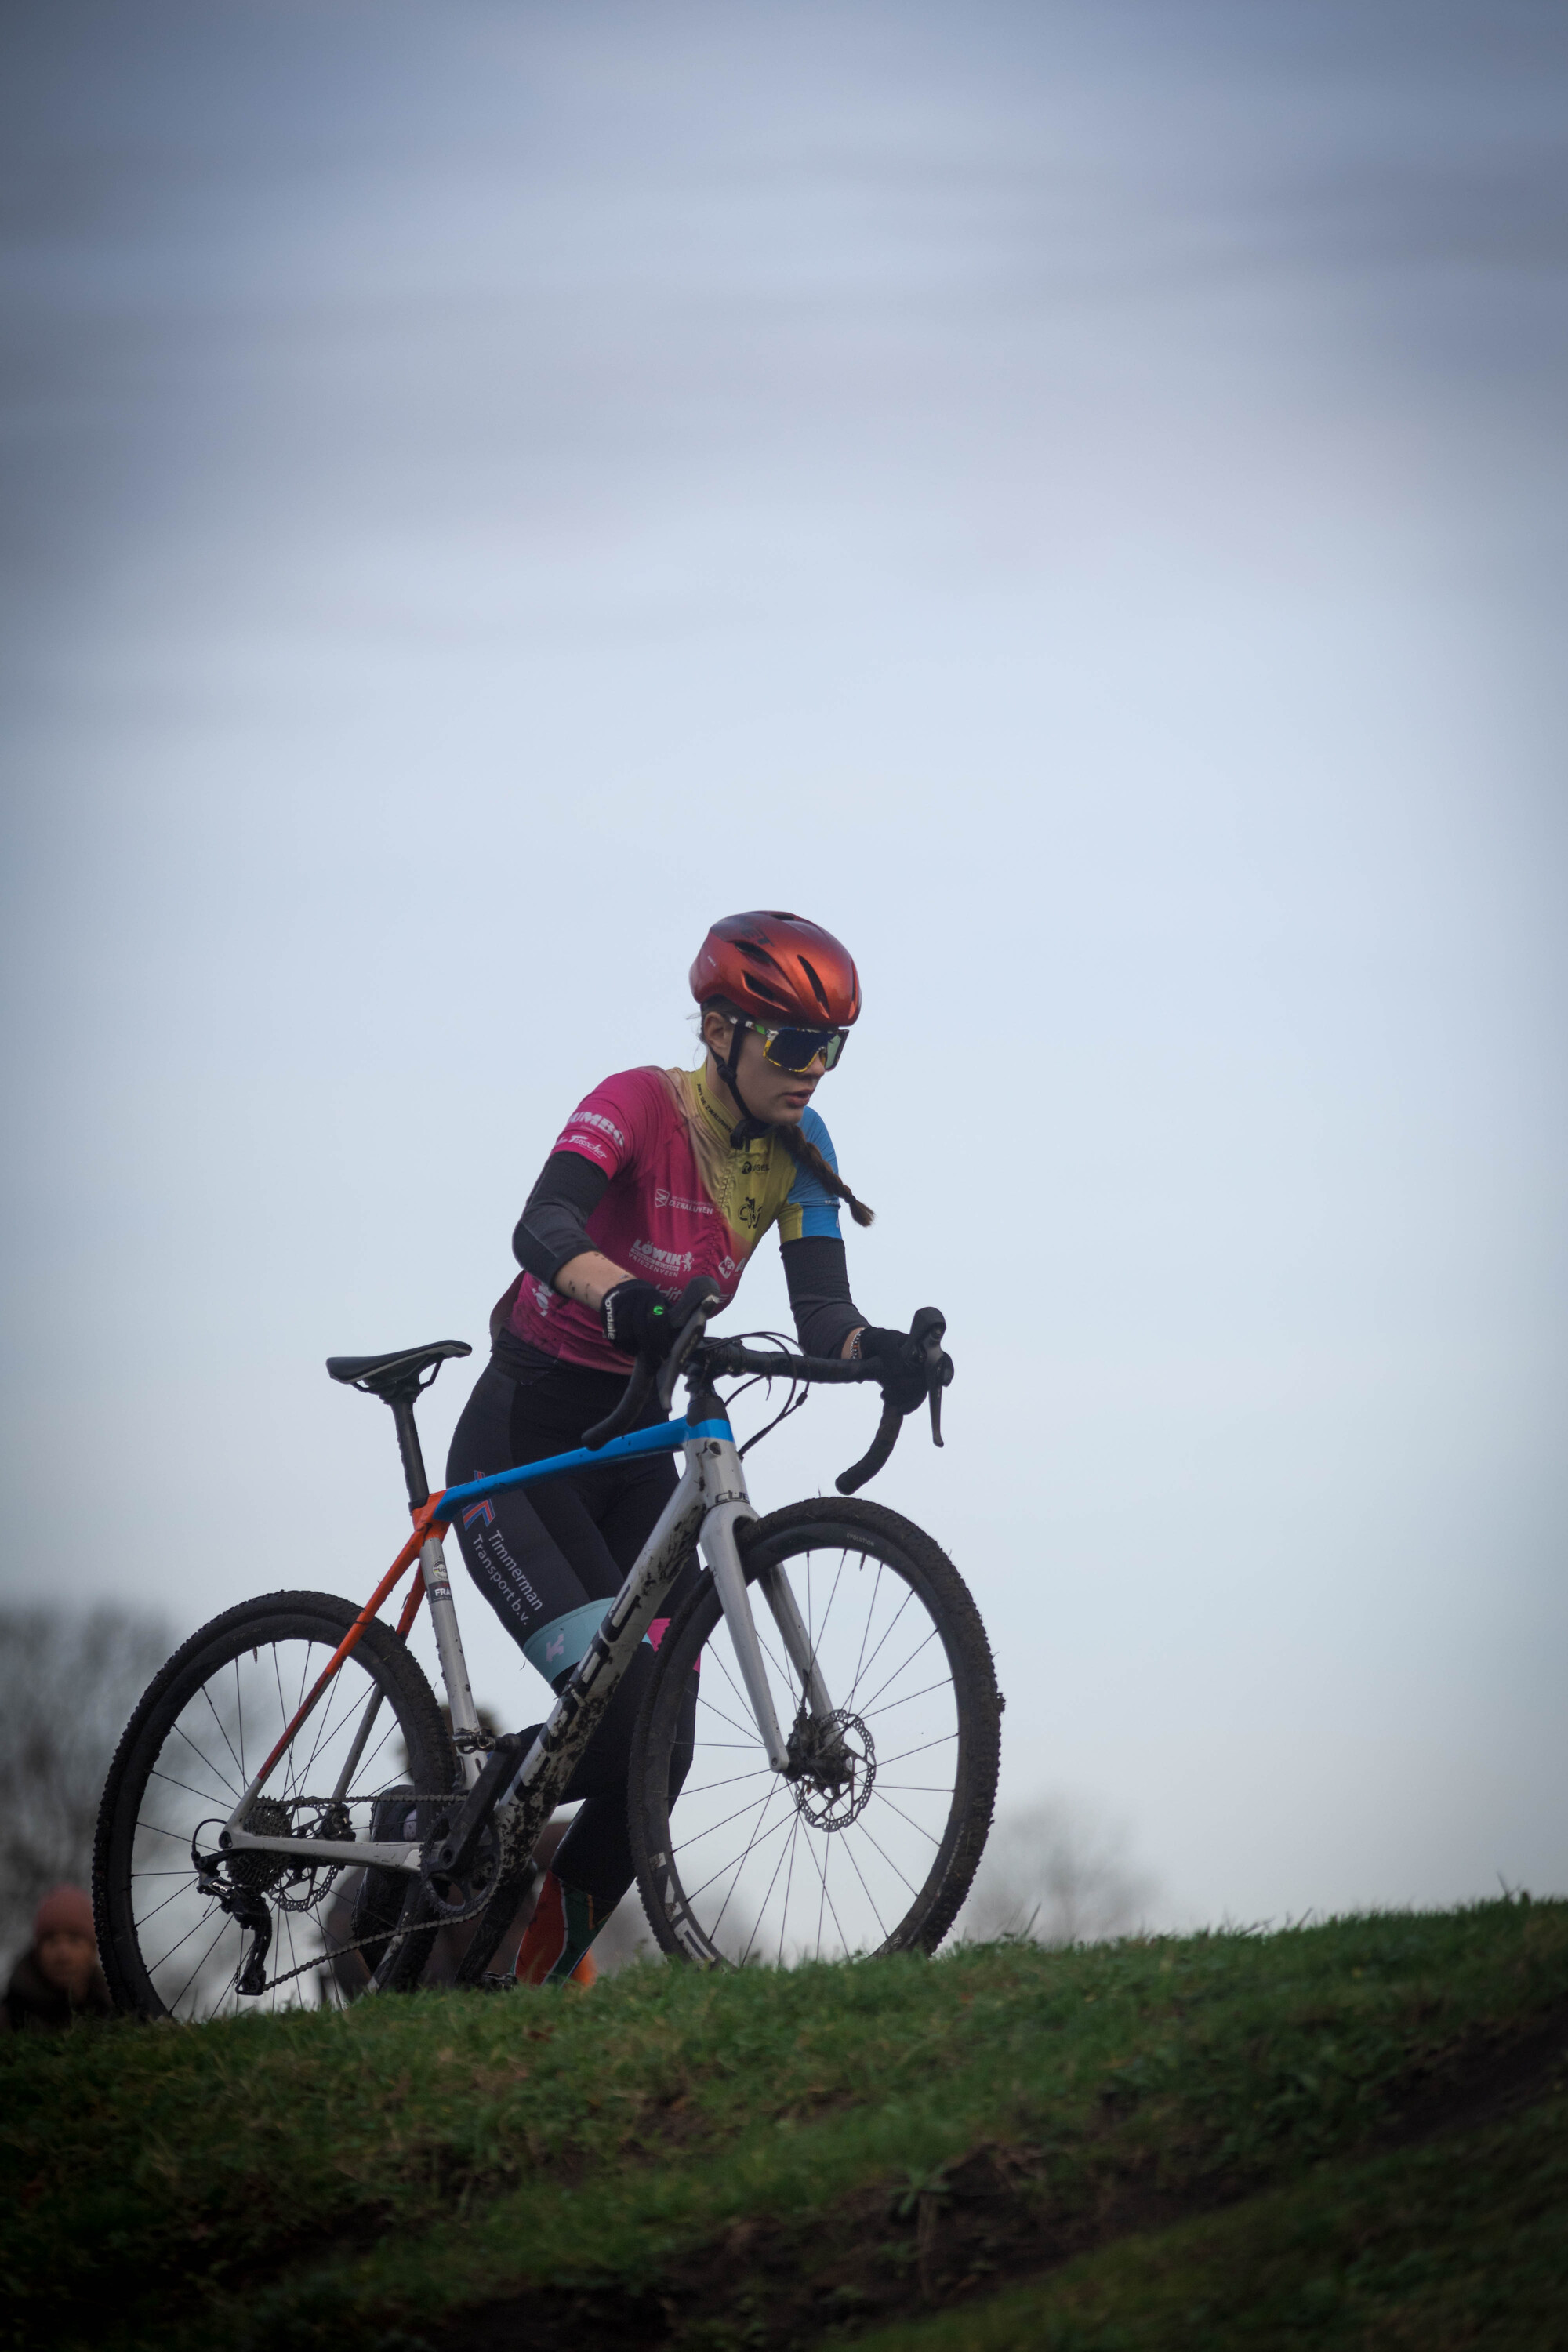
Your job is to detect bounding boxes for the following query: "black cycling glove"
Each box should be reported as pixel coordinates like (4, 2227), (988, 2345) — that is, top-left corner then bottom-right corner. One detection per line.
(851, 1325), (932, 1415)
(600, 1279), (676, 1361)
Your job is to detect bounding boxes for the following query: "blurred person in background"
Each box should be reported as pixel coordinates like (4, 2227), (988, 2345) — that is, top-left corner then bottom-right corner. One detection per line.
(3, 1885), (113, 2032)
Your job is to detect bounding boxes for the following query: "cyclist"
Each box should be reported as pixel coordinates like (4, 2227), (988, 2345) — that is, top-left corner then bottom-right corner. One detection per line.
(446, 911), (933, 1985)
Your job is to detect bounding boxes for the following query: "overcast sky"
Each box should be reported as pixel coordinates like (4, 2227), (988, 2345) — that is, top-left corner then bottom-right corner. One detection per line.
(2, 0), (1564, 1930)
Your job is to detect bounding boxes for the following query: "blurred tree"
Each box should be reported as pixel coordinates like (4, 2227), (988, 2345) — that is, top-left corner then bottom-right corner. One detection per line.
(0, 1608), (169, 1964)
(961, 1798), (1156, 1947)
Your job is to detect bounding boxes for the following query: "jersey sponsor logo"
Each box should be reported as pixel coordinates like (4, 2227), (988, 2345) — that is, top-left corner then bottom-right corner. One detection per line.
(569, 1108), (626, 1148)
(654, 1185), (713, 1215)
(460, 1498), (495, 1531)
(561, 1131), (613, 1163)
(630, 1237), (696, 1278)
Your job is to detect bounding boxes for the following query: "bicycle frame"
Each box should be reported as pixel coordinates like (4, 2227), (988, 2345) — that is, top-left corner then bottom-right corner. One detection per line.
(218, 1401), (831, 1886)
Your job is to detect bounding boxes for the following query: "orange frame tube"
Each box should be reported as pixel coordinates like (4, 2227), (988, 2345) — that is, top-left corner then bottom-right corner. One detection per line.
(247, 1493), (449, 1795)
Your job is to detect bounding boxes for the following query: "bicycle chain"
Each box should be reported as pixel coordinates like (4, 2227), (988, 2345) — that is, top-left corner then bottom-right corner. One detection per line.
(220, 1791), (531, 1999)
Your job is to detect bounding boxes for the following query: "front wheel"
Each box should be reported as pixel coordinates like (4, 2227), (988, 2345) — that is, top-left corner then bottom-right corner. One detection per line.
(93, 1591), (456, 2020)
(630, 1499), (1000, 1967)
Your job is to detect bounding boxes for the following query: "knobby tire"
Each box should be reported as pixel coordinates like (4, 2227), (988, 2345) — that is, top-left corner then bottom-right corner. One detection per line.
(630, 1497), (1000, 1967)
(93, 1590), (455, 2020)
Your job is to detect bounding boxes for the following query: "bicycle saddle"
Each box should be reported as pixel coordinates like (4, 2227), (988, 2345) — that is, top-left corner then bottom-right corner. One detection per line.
(325, 1339), (472, 1401)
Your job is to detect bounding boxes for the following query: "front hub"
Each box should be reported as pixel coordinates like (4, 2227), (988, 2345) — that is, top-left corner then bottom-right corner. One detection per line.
(784, 1706), (877, 1831)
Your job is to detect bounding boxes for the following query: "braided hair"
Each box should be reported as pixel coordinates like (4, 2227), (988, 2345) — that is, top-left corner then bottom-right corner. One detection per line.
(766, 1116), (874, 1228)
(699, 999), (875, 1228)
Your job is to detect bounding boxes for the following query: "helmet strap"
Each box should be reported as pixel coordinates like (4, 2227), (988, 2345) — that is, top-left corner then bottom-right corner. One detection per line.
(717, 1018), (768, 1148)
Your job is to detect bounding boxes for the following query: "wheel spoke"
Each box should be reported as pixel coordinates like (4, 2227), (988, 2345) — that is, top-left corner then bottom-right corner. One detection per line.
(645, 1520), (989, 1972)
(198, 1681), (246, 1791)
(171, 1711), (241, 1801)
(132, 1817), (205, 1849)
(848, 1559), (885, 1706)
(710, 1780), (787, 1944)
(776, 1814), (802, 1967)
(706, 1642), (775, 1744)
(876, 1730), (957, 1769)
(696, 1660), (770, 1748)
(866, 1790), (942, 1847)
(863, 1674), (953, 1720)
(839, 1826), (891, 1947)
(130, 1880), (199, 1932)
(857, 1622), (938, 1718)
(112, 1613), (441, 2021)
(810, 1822), (856, 1958)
(166, 1914), (235, 2019)
(739, 1800), (800, 1964)
(683, 1800), (791, 1905)
(850, 1813), (923, 1900)
(148, 1764), (240, 1809)
(143, 1900), (227, 1981)
(680, 1765), (776, 1798)
(672, 1784), (781, 1857)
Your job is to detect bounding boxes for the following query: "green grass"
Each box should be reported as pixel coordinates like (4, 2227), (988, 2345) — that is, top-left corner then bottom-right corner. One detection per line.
(3, 1899), (1565, 2351)
(858, 2096), (1568, 2351)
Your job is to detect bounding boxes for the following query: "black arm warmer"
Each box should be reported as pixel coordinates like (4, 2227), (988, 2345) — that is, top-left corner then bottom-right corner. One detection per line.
(513, 1152), (610, 1283)
(782, 1236), (866, 1362)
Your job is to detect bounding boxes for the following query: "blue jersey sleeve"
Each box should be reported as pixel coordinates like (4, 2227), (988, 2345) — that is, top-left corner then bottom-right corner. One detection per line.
(780, 1106), (844, 1241)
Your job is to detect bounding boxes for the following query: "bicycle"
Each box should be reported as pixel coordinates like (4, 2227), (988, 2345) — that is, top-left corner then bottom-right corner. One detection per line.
(93, 1286), (1002, 2020)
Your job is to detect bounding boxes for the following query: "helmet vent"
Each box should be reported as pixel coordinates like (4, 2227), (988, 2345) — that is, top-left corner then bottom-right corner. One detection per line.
(797, 956), (833, 1014)
(739, 941), (787, 975)
(748, 977), (797, 1011)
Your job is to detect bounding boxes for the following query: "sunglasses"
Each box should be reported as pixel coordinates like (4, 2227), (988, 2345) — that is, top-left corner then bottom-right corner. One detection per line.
(749, 1018), (848, 1073)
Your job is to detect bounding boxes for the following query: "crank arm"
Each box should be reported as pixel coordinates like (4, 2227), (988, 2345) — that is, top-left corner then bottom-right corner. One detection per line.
(428, 1733), (528, 1880)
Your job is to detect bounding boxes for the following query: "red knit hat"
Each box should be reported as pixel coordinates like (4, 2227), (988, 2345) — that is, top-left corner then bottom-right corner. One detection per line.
(34, 1885), (95, 1944)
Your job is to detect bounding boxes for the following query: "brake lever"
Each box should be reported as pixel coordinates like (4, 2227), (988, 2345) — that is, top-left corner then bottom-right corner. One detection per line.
(837, 1308), (952, 1494)
(907, 1305), (952, 1450)
(655, 1276), (724, 1412)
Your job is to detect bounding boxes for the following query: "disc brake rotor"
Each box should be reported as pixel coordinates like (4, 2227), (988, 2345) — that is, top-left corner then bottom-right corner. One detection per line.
(786, 1707), (877, 1831)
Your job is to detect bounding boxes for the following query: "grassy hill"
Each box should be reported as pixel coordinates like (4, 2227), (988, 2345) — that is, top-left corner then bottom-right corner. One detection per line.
(5, 1898), (1565, 2351)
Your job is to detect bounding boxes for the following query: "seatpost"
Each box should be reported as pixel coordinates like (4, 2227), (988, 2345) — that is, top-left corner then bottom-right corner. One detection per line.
(388, 1396), (430, 1510)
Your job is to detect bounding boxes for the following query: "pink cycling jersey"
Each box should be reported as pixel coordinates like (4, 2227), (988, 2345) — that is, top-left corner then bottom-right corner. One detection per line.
(506, 1063), (844, 1374)
(506, 1068), (746, 1374)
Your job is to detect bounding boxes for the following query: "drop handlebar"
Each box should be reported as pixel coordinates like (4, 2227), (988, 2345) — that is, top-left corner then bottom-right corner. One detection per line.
(580, 1286), (952, 1495)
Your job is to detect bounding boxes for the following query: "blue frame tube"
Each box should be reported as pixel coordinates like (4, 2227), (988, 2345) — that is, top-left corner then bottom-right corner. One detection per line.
(437, 1415), (733, 1520)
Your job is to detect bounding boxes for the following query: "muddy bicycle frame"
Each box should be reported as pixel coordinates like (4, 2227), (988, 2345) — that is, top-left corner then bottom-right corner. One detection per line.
(215, 1349), (844, 1955)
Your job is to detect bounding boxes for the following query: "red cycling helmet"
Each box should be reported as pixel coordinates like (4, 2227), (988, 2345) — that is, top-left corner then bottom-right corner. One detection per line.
(689, 911), (862, 1029)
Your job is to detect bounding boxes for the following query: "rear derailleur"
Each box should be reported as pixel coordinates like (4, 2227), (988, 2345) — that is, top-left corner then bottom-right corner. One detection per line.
(193, 1797), (353, 1998)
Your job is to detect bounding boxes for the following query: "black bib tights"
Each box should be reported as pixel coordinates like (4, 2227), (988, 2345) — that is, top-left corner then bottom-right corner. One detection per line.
(445, 1348), (699, 1912)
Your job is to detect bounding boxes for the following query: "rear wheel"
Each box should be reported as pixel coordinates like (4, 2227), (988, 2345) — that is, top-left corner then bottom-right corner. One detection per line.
(631, 1499), (1000, 1966)
(93, 1591), (455, 2020)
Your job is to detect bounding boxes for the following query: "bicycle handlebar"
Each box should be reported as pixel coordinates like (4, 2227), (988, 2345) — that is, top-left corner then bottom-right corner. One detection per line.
(701, 1339), (881, 1384)
(835, 1396), (906, 1496)
(581, 1292), (953, 1494)
(579, 1351), (658, 1451)
(579, 1278), (727, 1451)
